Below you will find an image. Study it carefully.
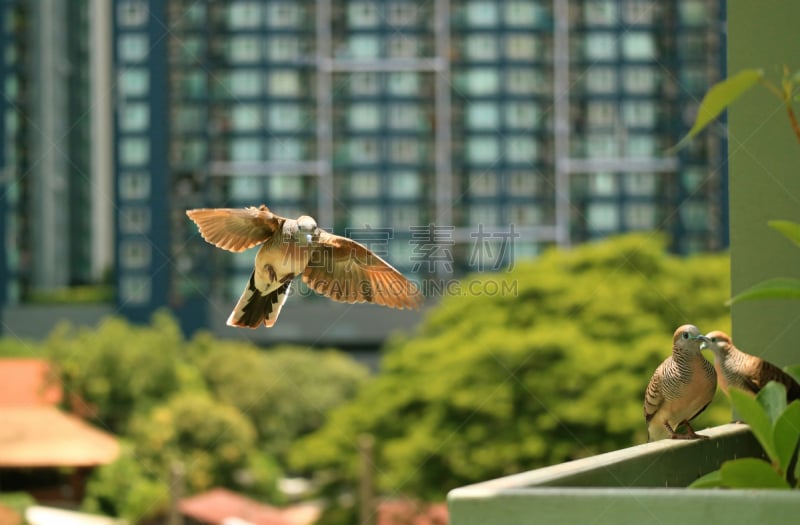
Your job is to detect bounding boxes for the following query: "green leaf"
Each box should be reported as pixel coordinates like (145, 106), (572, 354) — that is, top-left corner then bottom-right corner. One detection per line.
(689, 468), (723, 488)
(719, 458), (791, 489)
(768, 220), (800, 248)
(757, 381), (788, 425)
(784, 365), (800, 385)
(773, 401), (800, 477)
(728, 278), (800, 305)
(670, 69), (763, 151)
(730, 388), (777, 463)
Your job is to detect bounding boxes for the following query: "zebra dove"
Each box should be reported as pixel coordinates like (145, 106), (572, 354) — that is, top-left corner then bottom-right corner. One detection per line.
(701, 330), (800, 402)
(186, 205), (422, 328)
(644, 324), (716, 441)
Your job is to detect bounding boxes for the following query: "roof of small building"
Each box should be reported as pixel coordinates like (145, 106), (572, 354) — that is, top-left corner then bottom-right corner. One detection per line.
(0, 358), (62, 406)
(179, 488), (320, 525)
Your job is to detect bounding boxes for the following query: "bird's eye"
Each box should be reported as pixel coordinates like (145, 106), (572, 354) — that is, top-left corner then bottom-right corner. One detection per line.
(682, 331), (690, 339)
(711, 337), (717, 343)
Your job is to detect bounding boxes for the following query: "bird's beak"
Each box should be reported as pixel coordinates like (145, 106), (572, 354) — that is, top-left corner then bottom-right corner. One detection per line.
(305, 233), (313, 244)
(695, 335), (711, 348)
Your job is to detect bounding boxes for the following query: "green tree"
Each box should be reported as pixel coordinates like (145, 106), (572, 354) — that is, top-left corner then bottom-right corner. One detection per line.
(45, 311), (203, 433)
(290, 234), (732, 501)
(191, 336), (369, 465)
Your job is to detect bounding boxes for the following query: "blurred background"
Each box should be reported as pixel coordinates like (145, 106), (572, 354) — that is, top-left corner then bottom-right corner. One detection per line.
(0, 2), (737, 523)
(0, 0), (726, 347)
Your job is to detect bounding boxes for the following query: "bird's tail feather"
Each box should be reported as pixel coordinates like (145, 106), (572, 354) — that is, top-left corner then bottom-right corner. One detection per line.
(227, 272), (291, 328)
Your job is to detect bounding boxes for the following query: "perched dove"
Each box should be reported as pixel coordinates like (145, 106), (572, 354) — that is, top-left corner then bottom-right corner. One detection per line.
(186, 205), (422, 328)
(643, 324), (716, 441)
(701, 330), (800, 402)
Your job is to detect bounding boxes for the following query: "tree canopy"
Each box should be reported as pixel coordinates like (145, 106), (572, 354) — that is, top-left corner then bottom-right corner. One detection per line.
(290, 233), (732, 500)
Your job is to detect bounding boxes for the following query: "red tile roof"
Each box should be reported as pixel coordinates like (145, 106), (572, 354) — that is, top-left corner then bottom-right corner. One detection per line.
(179, 488), (320, 525)
(377, 500), (448, 525)
(0, 359), (62, 406)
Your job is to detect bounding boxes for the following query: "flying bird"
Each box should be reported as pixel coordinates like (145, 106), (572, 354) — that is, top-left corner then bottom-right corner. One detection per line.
(643, 324), (716, 441)
(701, 330), (800, 402)
(186, 205), (422, 328)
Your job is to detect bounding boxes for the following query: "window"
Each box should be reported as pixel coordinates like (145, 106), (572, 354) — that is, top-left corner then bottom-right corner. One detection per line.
(350, 205), (383, 227)
(590, 173), (617, 195)
(587, 203), (619, 231)
(389, 171), (420, 198)
(625, 203), (656, 229)
(584, 33), (617, 60)
(466, 1), (498, 26)
(350, 73), (381, 95)
(175, 106), (206, 132)
(118, 69), (149, 97)
(118, 0), (147, 26)
(463, 69), (499, 95)
(681, 168), (705, 192)
(181, 71), (206, 97)
(464, 34), (498, 61)
(177, 140), (206, 165)
(505, 102), (541, 129)
(120, 103), (149, 131)
(680, 202), (707, 229)
(349, 103), (381, 130)
(388, 2), (417, 25)
(268, 104), (304, 130)
(121, 240), (151, 269)
(505, 35), (538, 60)
(348, 1), (380, 27)
(509, 171), (538, 195)
(584, 1), (617, 25)
(179, 36), (204, 62)
(507, 137), (537, 163)
(119, 172), (150, 200)
(469, 204), (499, 226)
(390, 205), (420, 227)
(586, 133), (616, 157)
(228, 70), (261, 96)
(120, 137), (149, 166)
(623, 101), (656, 128)
(389, 139), (420, 163)
(349, 138), (380, 163)
(625, 135), (655, 157)
(467, 137), (499, 163)
(507, 68), (542, 94)
(119, 275), (151, 304)
(230, 177), (260, 199)
(587, 102), (617, 128)
(270, 176), (303, 198)
(120, 207), (150, 234)
(388, 35), (419, 58)
(267, 36), (302, 61)
(388, 103), (422, 130)
(623, 33), (655, 60)
(586, 67), (617, 93)
(469, 171), (498, 196)
(624, 1), (656, 24)
(269, 138), (304, 161)
(231, 138), (263, 161)
(266, 3), (302, 28)
(232, 105), (262, 130)
(348, 35), (381, 59)
(118, 33), (148, 62)
(679, 0), (706, 25)
(387, 72), (418, 95)
(505, 1), (540, 27)
(623, 66), (657, 93)
(509, 204), (541, 225)
(268, 71), (301, 95)
(228, 2), (261, 28)
(227, 36), (261, 63)
(349, 172), (381, 197)
(623, 172), (656, 196)
(467, 102), (500, 129)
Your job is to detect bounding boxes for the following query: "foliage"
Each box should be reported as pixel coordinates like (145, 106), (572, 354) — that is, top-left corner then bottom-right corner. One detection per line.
(290, 234), (732, 500)
(192, 336), (369, 463)
(127, 391), (273, 496)
(44, 311), (198, 433)
(729, 221), (800, 304)
(691, 382), (800, 489)
(82, 443), (170, 522)
(0, 492), (36, 520)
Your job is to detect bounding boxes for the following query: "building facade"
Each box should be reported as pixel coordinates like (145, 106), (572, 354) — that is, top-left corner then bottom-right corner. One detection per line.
(0, 0), (727, 341)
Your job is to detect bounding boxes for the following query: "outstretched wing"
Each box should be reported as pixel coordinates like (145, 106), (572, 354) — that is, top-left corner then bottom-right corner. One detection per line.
(303, 230), (422, 309)
(186, 205), (284, 252)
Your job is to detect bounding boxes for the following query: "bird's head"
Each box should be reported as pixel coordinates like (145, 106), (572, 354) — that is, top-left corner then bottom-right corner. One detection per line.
(700, 330), (732, 355)
(672, 324), (710, 353)
(293, 215), (317, 244)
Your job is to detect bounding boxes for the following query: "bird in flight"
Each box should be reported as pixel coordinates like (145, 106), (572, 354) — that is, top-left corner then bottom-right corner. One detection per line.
(643, 324), (716, 441)
(186, 205), (422, 328)
(701, 330), (800, 402)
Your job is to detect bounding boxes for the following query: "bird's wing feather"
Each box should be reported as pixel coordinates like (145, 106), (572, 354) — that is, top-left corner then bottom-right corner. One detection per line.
(644, 361), (666, 421)
(186, 206), (283, 252)
(302, 230), (422, 309)
(755, 359), (800, 398)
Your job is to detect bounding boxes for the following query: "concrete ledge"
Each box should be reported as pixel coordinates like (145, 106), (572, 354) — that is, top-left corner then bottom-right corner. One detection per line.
(448, 424), (796, 525)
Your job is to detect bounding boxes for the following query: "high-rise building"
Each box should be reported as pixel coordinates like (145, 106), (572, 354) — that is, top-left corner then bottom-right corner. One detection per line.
(2, 1), (727, 342)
